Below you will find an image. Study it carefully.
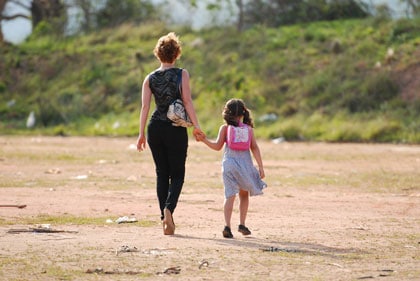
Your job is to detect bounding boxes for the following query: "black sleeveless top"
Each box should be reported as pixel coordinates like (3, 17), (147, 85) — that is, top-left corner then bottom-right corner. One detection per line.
(149, 68), (182, 122)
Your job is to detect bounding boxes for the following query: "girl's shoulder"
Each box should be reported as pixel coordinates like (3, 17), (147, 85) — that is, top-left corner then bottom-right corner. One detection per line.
(242, 123), (254, 133)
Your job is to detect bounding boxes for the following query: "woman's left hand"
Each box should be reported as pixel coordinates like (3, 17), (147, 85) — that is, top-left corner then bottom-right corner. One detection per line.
(193, 127), (206, 141)
(137, 135), (146, 151)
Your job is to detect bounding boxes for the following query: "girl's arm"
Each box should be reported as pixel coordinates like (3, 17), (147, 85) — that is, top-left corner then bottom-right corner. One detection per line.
(250, 129), (265, 179)
(201, 125), (228, 151)
(136, 75), (152, 151)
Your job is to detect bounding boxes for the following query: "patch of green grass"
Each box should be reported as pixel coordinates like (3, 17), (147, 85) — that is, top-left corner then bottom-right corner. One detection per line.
(0, 179), (28, 188)
(354, 171), (420, 192)
(26, 214), (109, 225)
(44, 266), (77, 281)
(0, 256), (84, 281)
(0, 214), (156, 227)
(278, 174), (340, 188)
(0, 258), (34, 281)
(270, 169), (420, 193)
(1, 149), (80, 161)
(0, 256), (19, 268)
(258, 111), (420, 143)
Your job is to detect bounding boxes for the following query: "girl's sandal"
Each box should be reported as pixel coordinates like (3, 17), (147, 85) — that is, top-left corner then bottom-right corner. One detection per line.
(238, 224), (251, 235)
(222, 226), (233, 238)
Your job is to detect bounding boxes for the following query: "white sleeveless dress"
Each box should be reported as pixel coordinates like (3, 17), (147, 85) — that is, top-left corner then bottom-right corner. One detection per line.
(222, 145), (267, 198)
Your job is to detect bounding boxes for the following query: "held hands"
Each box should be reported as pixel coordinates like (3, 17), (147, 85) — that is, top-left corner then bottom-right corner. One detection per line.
(193, 127), (206, 142)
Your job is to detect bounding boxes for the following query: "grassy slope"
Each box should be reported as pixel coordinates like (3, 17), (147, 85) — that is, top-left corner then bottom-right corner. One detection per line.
(0, 18), (419, 142)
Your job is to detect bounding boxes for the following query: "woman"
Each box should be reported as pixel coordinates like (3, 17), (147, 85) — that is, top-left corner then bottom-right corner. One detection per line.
(136, 32), (205, 235)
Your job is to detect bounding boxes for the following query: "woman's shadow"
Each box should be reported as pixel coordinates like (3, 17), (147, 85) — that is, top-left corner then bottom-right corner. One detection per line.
(171, 233), (363, 257)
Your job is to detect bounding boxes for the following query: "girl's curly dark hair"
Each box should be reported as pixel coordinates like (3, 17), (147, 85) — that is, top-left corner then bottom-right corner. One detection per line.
(222, 98), (254, 128)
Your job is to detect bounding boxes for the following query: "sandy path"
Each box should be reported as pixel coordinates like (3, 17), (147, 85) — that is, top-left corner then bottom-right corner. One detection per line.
(0, 136), (419, 280)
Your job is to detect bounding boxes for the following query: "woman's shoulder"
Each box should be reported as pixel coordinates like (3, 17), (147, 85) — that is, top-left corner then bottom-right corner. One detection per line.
(180, 68), (190, 77)
(143, 73), (151, 84)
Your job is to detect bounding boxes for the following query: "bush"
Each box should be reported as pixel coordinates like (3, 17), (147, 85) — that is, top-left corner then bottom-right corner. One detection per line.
(390, 18), (420, 42)
(344, 70), (398, 112)
(0, 82), (5, 93)
(281, 125), (302, 141)
(363, 121), (402, 142)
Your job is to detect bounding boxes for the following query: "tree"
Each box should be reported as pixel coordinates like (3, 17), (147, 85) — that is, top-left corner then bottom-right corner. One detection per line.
(65, 0), (159, 32)
(64, 0), (106, 33)
(31, 0), (64, 26)
(0, 0), (30, 43)
(182, 0), (244, 31)
(400, 0), (420, 17)
(72, 0), (93, 31)
(1, 0), (66, 43)
(236, 0), (244, 31)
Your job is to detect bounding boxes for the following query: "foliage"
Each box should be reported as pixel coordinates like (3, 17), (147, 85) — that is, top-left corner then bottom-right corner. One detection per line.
(243, 0), (370, 28)
(0, 17), (419, 143)
(95, 0), (160, 29)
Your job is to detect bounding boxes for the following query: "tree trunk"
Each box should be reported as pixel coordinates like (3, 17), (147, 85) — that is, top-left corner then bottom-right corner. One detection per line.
(0, 0), (6, 16)
(76, 0), (92, 32)
(236, 0), (244, 32)
(0, 0), (6, 43)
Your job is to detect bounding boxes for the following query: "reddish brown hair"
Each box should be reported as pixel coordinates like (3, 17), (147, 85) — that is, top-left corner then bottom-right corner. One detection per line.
(153, 32), (182, 63)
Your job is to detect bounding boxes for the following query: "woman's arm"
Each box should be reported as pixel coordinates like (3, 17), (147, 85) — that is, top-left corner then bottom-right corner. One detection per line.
(250, 129), (265, 179)
(180, 69), (200, 128)
(137, 75), (152, 151)
(202, 125), (228, 151)
(179, 69), (205, 140)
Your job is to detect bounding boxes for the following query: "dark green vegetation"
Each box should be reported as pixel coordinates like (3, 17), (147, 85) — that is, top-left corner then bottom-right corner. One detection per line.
(1, 18), (419, 142)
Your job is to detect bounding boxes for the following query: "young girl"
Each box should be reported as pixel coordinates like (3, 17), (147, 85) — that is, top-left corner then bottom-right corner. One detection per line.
(201, 99), (266, 238)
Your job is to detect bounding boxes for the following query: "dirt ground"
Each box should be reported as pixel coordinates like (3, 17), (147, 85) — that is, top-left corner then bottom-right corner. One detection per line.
(0, 136), (419, 281)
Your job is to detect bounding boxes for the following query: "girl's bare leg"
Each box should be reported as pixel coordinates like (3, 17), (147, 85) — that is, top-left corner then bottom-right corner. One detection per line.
(238, 189), (249, 226)
(224, 195), (235, 227)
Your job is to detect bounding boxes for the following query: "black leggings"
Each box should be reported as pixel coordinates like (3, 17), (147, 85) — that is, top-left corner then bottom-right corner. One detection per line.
(147, 120), (188, 220)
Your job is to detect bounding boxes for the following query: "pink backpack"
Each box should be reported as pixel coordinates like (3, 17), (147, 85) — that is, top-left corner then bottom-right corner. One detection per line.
(226, 122), (252, 151)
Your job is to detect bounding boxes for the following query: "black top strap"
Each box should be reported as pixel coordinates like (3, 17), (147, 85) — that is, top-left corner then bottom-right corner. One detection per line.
(177, 68), (183, 99)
